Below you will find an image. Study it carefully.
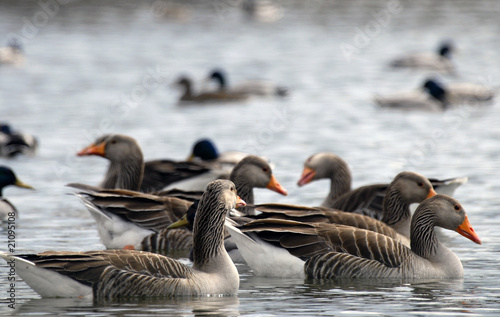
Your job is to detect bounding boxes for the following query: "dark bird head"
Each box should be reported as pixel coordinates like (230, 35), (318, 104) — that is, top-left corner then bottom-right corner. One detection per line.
(190, 139), (220, 161)
(423, 78), (448, 106)
(209, 69), (228, 90)
(438, 40), (454, 59)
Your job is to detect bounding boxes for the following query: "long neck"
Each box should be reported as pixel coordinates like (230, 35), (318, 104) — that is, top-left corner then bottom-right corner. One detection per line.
(101, 156), (144, 191)
(230, 173), (255, 215)
(410, 207), (439, 259)
(381, 187), (411, 227)
(192, 199), (226, 269)
(328, 164), (352, 201)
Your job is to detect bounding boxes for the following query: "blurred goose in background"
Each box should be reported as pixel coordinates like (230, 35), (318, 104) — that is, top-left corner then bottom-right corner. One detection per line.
(226, 195), (481, 278)
(297, 152), (467, 219)
(208, 69), (288, 97)
(390, 40), (455, 74)
(68, 155), (287, 254)
(76, 134), (228, 193)
(0, 166), (34, 220)
(0, 38), (25, 67)
(0, 123), (38, 157)
(375, 78), (495, 111)
(0, 180), (244, 298)
(175, 76), (249, 104)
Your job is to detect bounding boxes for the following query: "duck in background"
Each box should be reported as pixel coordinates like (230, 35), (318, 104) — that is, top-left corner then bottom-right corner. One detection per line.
(175, 76), (249, 104)
(0, 166), (34, 221)
(207, 69), (288, 98)
(0, 123), (38, 157)
(242, 0), (284, 23)
(374, 78), (496, 111)
(0, 38), (25, 67)
(389, 40), (455, 74)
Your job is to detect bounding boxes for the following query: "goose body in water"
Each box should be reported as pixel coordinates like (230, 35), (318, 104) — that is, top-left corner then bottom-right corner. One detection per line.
(0, 180), (245, 298)
(0, 166), (34, 221)
(208, 69), (288, 97)
(390, 41), (455, 74)
(77, 134), (229, 192)
(68, 155), (287, 254)
(297, 152), (466, 219)
(226, 195), (481, 278)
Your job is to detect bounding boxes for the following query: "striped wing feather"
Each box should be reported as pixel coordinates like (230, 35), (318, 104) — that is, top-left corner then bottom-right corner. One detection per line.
(330, 184), (388, 220)
(21, 250), (195, 298)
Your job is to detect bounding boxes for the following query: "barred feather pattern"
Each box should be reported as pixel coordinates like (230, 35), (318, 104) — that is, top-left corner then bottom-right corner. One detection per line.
(100, 154), (144, 191)
(141, 228), (193, 253)
(192, 181), (232, 267)
(381, 187), (409, 226)
(410, 206), (438, 258)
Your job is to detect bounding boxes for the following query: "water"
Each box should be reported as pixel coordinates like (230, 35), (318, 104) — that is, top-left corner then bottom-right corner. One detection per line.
(1, 0), (500, 315)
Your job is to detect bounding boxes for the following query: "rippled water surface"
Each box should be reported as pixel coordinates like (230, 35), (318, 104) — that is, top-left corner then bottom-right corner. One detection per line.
(1, 0), (500, 315)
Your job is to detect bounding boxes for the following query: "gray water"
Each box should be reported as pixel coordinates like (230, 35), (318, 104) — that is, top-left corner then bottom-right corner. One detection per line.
(1, 0), (500, 315)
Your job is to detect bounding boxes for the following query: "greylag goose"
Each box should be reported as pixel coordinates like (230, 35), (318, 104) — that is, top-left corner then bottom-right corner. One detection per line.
(76, 134), (225, 192)
(0, 38), (25, 67)
(389, 40), (455, 74)
(297, 152), (467, 219)
(0, 166), (34, 220)
(0, 180), (245, 298)
(251, 171), (436, 245)
(69, 155), (287, 254)
(208, 69), (288, 97)
(226, 195), (481, 278)
(0, 123), (38, 157)
(176, 77), (249, 104)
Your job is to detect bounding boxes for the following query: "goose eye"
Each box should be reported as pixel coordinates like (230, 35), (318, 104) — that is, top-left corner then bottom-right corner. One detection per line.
(417, 182), (424, 187)
(454, 204), (461, 211)
(110, 140), (117, 144)
(262, 167), (269, 173)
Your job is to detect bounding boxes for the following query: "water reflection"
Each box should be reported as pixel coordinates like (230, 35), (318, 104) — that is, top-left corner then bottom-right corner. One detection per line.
(17, 296), (240, 316)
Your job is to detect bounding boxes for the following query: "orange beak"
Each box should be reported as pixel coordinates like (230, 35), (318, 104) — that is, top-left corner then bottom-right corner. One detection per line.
(427, 187), (437, 199)
(77, 142), (106, 157)
(456, 215), (481, 245)
(236, 196), (246, 208)
(266, 175), (288, 196)
(297, 167), (315, 187)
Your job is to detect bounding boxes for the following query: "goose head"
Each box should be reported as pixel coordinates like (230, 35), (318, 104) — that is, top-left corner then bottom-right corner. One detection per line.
(77, 134), (143, 164)
(209, 69), (228, 90)
(230, 155), (287, 196)
(297, 152), (351, 187)
(189, 139), (220, 161)
(387, 171), (436, 205)
(413, 195), (481, 245)
(0, 166), (33, 195)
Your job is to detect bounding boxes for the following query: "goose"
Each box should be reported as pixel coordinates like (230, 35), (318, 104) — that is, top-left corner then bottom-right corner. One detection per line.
(0, 180), (245, 298)
(175, 77), (249, 104)
(69, 155), (287, 254)
(0, 166), (34, 220)
(389, 40), (455, 74)
(208, 69), (288, 97)
(225, 195), (481, 278)
(0, 123), (38, 157)
(297, 152), (467, 219)
(76, 134), (225, 192)
(0, 38), (25, 67)
(252, 171), (437, 245)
